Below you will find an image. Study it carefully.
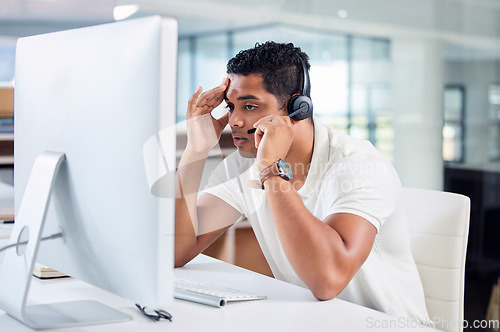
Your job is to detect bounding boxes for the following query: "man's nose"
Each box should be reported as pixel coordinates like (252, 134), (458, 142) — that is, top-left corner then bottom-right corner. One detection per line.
(228, 109), (244, 128)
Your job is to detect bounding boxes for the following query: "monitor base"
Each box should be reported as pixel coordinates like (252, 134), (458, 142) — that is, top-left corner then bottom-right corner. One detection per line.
(22, 300), (132, 330)
(0, 152), (132, 329)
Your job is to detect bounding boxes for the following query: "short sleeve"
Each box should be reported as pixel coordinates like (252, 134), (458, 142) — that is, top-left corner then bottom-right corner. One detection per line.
(322, 145), (400, 232)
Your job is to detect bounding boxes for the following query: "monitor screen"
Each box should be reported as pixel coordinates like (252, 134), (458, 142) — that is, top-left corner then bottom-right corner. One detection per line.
(0, 15), (178, 328)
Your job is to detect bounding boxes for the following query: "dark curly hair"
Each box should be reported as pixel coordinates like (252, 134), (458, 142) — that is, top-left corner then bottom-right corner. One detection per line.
(226, 41), (311, 111)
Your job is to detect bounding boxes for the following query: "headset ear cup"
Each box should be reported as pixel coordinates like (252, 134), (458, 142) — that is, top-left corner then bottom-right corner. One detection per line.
(288, 95), (313, 120)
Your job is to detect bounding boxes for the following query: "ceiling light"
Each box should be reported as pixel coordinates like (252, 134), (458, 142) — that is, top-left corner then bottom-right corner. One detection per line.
(113, 4), (139, 21)
(337, 10), (348, 19)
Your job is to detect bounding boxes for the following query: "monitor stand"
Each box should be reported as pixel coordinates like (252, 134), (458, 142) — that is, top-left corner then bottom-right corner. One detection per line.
(0, 151), (132, 329)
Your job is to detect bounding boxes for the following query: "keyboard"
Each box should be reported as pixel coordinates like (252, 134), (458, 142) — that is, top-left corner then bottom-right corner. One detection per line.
(174, 278), (267, 308)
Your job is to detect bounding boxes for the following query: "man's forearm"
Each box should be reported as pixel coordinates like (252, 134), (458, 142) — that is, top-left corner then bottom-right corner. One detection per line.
(175, 79), (230, 266)
(174, 147), (209, 266)
(263, 177), (357, 300)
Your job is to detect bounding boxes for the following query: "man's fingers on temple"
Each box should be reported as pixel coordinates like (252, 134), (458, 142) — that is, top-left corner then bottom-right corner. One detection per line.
(198, 91), (223, 107)
(190, 86), (203, 99)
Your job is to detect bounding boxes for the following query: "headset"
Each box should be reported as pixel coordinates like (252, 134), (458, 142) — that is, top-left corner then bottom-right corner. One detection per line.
(287, 56), (314, 121)
(247, 56), (314, 134)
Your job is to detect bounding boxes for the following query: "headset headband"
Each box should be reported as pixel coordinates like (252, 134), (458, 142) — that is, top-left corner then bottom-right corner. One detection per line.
(299, 57), (309, 97)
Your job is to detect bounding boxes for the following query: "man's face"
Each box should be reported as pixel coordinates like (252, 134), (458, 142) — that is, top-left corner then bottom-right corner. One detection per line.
(225, 73), (285, 158)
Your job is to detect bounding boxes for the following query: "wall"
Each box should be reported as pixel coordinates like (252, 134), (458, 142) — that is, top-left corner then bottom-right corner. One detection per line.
(392, 38), (444, 190)
(445, 59), (499, 165)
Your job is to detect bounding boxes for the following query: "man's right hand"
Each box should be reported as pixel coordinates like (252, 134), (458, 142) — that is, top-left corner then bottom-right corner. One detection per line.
(176, 78), (240, 267)
(186, 78), (230, 154)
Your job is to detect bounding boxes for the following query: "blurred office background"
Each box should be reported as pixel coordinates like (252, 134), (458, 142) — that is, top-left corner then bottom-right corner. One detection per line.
(1, 0), (499, 329)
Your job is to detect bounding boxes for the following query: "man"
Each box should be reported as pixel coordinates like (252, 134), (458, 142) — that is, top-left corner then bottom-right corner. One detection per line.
(175, 41), (430, 323)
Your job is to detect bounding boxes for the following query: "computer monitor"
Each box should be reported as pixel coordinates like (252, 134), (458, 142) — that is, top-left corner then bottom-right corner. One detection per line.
(0, 15), (178, 329)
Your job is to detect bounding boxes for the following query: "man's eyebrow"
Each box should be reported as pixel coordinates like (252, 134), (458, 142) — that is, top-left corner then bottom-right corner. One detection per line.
(237, 95), (260, 101)
(224, 95), (260, 102)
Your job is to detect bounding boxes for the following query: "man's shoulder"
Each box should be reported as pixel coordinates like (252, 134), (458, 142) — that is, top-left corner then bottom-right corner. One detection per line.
(316, 121), (384, 160)
(312, 120), (396, 185)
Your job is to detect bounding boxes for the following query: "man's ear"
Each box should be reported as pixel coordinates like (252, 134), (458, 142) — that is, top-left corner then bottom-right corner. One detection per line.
(285, 93), (300, 115)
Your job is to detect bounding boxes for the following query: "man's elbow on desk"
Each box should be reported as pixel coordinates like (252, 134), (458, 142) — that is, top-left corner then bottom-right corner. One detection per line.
(174, 252), (196, 268)
(308, 274), (347, 301)
(310, 285), (341, 302)
(174, 261), (187, 268)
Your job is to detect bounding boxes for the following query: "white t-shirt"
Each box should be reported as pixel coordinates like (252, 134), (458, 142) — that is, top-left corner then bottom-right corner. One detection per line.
(202, 120), (430, 323)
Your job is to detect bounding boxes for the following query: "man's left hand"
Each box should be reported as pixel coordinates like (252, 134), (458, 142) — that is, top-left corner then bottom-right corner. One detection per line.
(252, 115), (294, 171)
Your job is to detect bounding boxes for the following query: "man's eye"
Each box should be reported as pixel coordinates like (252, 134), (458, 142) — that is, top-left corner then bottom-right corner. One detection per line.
(225, 104), (234, 112)
(245, 105), (256, 111)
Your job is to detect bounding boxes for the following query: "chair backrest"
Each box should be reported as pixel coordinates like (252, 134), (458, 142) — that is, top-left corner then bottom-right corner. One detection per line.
(401, 187), (470, 332)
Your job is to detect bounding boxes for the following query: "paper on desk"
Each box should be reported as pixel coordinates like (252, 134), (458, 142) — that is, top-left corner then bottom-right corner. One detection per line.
(0, 224), (13, 240)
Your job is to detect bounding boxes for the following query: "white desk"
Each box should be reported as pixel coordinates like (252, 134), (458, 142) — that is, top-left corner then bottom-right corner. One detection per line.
(0, 255), (437, 331)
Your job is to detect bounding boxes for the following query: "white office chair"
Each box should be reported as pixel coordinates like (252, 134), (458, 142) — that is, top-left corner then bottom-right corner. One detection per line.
(401, 187), (470, 332)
